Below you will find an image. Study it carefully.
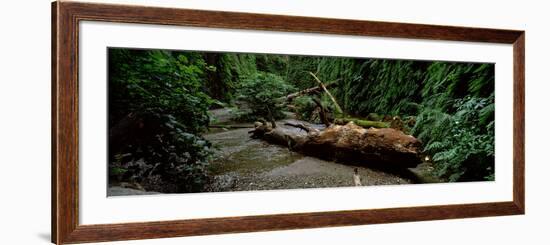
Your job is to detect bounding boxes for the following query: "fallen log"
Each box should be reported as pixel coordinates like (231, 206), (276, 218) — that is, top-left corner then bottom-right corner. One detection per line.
(250, 120), (422, 169)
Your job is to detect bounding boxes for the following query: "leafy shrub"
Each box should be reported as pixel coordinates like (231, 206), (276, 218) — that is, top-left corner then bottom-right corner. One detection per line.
(236, 72), (295, 120)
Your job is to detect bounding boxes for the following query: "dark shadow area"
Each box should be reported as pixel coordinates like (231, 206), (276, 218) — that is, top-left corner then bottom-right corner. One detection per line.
(37, 232), (50, 242)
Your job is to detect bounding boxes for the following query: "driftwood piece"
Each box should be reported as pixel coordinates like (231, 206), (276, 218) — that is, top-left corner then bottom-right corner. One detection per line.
(282, 82), (337, 101)
(309, 72), (343, 114)
(251, 120), (422, 169)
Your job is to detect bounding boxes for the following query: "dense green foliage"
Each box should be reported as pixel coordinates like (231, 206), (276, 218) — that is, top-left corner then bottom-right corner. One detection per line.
(236, 72), (294, 120)
(285, 56), (322, 90)
(109, 49), (214, 193)
(203, 53), (257, 103)
(109, 49), (213, 128)
(413, 63), (494, 181)
(413, 95), (494, 181)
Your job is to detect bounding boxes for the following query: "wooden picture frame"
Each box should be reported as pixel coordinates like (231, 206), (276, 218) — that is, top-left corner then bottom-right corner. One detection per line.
(52, 1), (525, 244)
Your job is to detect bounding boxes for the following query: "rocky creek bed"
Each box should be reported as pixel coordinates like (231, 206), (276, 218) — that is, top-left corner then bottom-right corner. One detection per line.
(204, 122), (419, 192)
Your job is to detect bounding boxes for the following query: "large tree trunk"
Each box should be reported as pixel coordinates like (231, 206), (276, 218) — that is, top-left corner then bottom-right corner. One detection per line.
(250, 120), (422, 169)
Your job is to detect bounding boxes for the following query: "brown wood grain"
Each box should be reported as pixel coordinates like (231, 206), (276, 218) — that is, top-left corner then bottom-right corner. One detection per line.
(52, 1), (525, 244)
(513, 33), (525, 213)
(51, 1), (58, 243)
(53, 1), (80, 244)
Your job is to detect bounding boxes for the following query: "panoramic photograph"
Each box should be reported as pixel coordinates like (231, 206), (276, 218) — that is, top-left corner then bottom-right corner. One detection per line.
(107, 48), (495, 196)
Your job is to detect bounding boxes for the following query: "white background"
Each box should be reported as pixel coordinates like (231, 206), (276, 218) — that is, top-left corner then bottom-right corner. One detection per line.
(0, 0), (547, 244)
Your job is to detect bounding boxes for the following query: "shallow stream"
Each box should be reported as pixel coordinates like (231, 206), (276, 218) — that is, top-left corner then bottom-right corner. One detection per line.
(203, 120), (418, 192)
